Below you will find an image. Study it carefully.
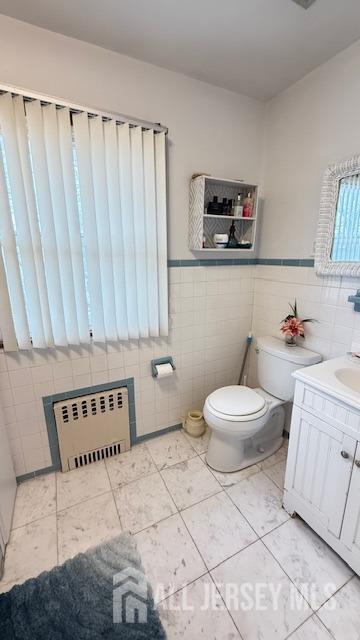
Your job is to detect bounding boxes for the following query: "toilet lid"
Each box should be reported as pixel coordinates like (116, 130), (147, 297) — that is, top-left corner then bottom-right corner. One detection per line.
(208, 386), (265, 417)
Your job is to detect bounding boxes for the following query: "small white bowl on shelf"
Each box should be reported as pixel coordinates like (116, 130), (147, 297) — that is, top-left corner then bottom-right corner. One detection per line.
(213, 233), (228, 248)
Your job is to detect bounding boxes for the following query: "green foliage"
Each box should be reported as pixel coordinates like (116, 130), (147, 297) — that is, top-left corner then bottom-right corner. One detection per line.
(281, 299), (315, 324)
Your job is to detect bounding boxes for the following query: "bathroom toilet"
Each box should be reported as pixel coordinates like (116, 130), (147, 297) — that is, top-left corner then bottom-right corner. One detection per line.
(204, 336), (321, 472)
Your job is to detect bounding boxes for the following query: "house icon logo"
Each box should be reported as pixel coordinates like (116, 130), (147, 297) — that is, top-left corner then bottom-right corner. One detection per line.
(113, 567), (149, 623)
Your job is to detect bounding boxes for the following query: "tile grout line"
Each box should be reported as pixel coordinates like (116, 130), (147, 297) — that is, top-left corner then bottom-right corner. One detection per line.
(56, 487), (114, 515)
(5, 431), (353, 638)
(201, 455), (262, 540)
(109, 487), (123, 533)
(144, 431), (199, 472)
(159, 463), (223, 512)
(146, 449), (211, 602)
(208, 570), (245, 640)
(312, 573), (355, 615)
(159, 448), (309, 639)
(156, 568), (210, 607)
(138, 433), (240, 608)
(311, 613), (337, 640)
(149, 437), (262, 632)
(207, 537), (260, 574)
(10, 439), (202, 536)
(283, 612), (336, 640)
(199, 445), (326, 624)
(103, 458), (124, 532)
(156, 467), (180, 516)
(127, 434), (201, 538)
(132, 510), (181, 538)
(7, 439), (286, 538)
(261, 526), (345, 618)
(257, 536), (315, 622)
(262, 459), (287, 490)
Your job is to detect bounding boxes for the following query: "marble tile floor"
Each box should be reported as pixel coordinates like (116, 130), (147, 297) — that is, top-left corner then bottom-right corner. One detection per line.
(1, 429), (359, 639)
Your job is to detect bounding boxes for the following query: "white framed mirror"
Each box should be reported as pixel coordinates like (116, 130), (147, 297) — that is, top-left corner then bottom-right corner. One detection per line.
(315, 154), (360, 276)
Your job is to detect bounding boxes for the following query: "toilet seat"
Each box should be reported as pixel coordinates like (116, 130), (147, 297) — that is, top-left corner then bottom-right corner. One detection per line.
(206, 385), (268, 423)
(204, 385), (270, 437)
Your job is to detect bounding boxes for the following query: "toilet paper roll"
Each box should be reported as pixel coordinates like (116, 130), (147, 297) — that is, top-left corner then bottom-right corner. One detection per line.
(155, 362), (173, 378)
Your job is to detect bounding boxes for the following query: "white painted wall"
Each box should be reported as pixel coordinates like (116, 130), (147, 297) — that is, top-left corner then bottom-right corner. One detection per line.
(252, 37), (360, 397)
(0, 15), (263, 476)
(0, 14), (265, 261)
(260, 39), (360, 259)
(2, 14), (360, 475)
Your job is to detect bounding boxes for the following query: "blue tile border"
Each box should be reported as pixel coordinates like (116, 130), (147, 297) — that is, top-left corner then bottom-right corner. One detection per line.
(135, 422), (182, 444)
(16, 378), (183, 483)
(16, 465), (57, 483)
(17, 378), (136, 482)
(168, 258), (315, 268)
(46, 378), (136, 472)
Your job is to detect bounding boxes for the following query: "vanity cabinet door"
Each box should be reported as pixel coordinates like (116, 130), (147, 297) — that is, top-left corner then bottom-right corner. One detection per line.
(341, 443), (360, 556)
(285, 406), (356, 538)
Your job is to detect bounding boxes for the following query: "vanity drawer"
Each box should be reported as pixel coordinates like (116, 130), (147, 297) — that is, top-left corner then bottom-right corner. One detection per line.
(294, 381), (360, 438)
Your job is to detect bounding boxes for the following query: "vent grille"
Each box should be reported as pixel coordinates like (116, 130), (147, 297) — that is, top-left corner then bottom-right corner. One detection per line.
(69, 439), (127, 471)
(54, 387), (130, 472)
(59, 391), (124, 424)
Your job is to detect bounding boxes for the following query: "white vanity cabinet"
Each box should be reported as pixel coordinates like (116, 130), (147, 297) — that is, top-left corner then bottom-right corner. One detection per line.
(284, 379), (360, 575)
(341, 442), (360, 557)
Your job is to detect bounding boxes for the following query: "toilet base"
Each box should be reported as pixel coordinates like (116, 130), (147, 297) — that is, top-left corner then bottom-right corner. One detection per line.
(205, 402), (285, 473)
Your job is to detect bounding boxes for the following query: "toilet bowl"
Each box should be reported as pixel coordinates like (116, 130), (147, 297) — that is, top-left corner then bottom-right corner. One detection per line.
(204, 336), (321, 472)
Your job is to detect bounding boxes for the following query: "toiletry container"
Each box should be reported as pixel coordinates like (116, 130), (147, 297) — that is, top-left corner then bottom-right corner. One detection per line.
(207, 196), (223, 215)
(243, 192), (253, 218)
(234, 193), (243, 218)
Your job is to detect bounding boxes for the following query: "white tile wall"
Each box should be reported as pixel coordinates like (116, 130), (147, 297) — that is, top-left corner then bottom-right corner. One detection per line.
(0, 266), (255, 476)
(6, 262), (357, 477)
(250, 265), (360, 385)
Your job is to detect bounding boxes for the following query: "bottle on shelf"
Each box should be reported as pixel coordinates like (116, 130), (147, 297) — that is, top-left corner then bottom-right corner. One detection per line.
(227, 221), (238, 248)
(243, 192), (254, 218)
(207, 196), (223, 215)
(233, 193), (243, 218)
(222, 197), (228, 214)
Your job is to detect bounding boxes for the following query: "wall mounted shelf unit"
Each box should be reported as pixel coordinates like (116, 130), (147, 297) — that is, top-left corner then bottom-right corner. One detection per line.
(189, 175), (259, 252)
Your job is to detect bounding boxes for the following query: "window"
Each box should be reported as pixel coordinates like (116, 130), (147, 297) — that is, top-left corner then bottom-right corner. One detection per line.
(331, 175), (360, 262)
(0, 91), (168, 350)
(315, 154), (360, 277)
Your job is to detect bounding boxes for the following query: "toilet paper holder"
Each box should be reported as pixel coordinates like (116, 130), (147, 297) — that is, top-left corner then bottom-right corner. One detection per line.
(151, 356), (176, 378)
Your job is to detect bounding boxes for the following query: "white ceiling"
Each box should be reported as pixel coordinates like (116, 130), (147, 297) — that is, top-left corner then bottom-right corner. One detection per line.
(1, 0), (360, 100)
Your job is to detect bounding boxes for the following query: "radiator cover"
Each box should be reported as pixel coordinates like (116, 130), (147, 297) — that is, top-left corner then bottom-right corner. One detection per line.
(54, 387), (130, 472)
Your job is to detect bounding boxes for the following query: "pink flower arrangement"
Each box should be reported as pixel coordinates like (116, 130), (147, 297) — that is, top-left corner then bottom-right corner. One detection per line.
(280, 300), (314, 345)
(280, 316), (305, 339)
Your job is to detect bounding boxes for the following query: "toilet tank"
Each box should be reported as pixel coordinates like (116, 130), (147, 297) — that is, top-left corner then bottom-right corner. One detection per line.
(256, 336), (321, 401)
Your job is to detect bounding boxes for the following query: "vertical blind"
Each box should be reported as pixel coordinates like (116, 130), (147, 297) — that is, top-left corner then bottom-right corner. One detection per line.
(0, 92), (168, 350)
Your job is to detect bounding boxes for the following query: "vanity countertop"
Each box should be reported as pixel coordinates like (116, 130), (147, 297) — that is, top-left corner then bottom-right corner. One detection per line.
(293, 355), (360, 411)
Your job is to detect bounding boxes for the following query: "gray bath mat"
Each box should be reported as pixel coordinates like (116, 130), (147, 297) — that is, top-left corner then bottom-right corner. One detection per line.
(0, 533), (166, 639)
